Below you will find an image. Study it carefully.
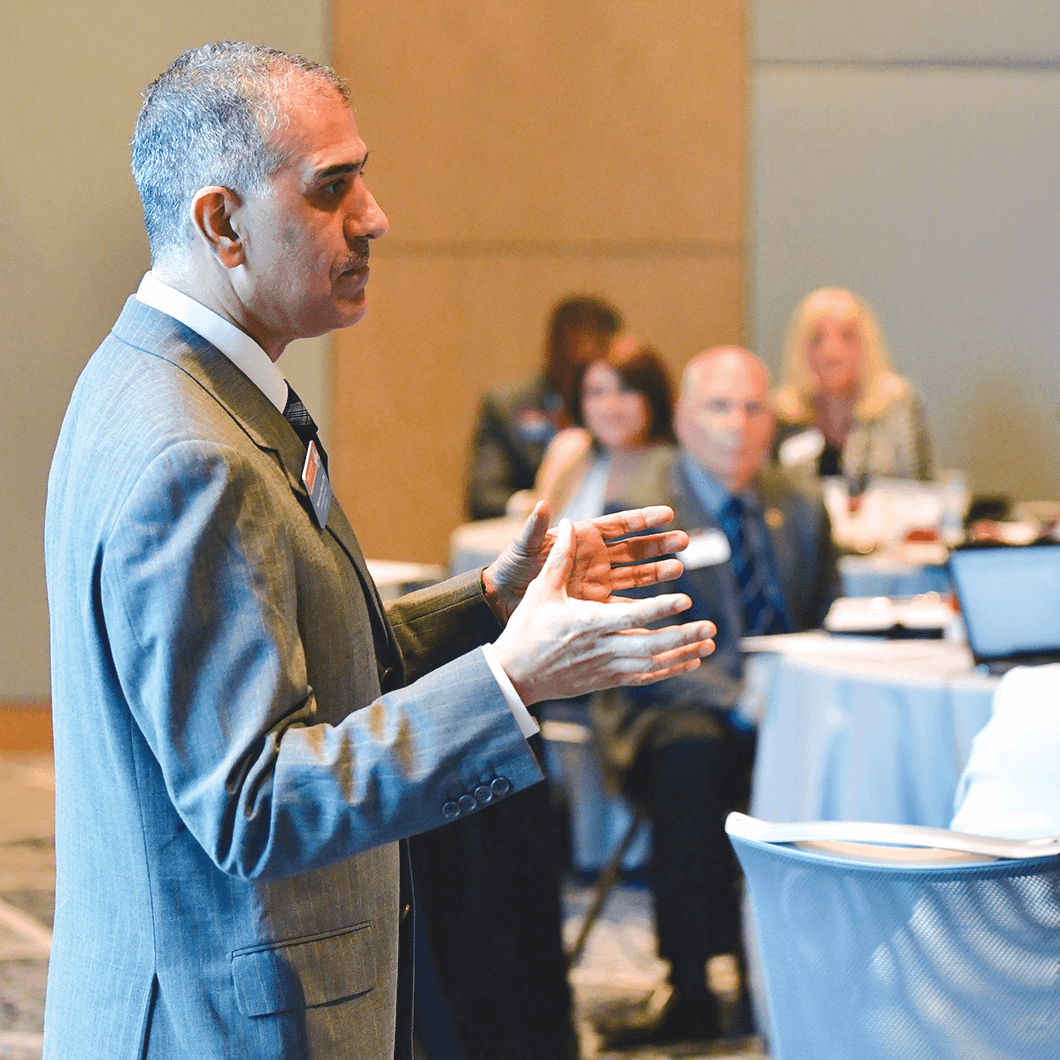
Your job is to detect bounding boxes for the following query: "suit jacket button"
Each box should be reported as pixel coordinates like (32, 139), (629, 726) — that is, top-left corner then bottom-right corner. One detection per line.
(401, 903), (411, 921)
(473, 785), (493, 804)
(442, 801), (461, 820)
(490, 777), (511, 797)
(458, 794), (478, 814)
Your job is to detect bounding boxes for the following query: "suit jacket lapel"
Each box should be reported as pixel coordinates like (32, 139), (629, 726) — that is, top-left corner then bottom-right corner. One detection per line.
(755, 476), (798, 626)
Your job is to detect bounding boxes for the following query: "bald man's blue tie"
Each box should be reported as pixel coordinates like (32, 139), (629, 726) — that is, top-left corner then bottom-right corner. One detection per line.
(719, 496), (786, 637)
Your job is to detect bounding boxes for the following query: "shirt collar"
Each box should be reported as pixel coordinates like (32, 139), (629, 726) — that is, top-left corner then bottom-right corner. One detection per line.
(679, 451), (759, 518)
(135, 271), (289, 414)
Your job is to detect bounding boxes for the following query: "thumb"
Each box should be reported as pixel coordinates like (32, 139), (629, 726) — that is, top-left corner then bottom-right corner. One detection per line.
(513, 500), (550, 557)
(537, 517), (575, 594)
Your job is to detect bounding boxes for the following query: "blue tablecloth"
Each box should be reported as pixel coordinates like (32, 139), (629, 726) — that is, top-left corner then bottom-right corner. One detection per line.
(746, 635), (997, 828)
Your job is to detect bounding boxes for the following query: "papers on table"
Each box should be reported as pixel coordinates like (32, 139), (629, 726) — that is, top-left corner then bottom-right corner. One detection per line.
(823, 594), (955, 636)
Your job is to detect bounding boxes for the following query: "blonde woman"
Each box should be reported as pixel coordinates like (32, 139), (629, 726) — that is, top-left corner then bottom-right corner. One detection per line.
(773, 288), (933, 485)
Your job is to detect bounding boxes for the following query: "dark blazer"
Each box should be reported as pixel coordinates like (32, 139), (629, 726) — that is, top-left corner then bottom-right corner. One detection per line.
(465, 373), (563, 520)
(592, 452), (840, 787)
(43, 298), (542, 1060)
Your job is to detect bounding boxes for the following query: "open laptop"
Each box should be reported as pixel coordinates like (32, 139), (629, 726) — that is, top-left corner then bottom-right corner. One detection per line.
(948, 541), (1060, 673)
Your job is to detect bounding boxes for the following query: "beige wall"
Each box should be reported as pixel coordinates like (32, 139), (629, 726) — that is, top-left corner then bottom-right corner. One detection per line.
(331, 2), (747, 562)
(0, 1), (330, 700)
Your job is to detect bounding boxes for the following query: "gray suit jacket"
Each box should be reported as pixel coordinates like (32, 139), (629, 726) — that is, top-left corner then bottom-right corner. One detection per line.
(43, 298), (542, 1059)
(592, 453), (839, 787)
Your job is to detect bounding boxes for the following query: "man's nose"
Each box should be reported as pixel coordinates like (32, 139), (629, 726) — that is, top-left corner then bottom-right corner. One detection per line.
(349, 186), (389, 240)
(724, 407), (750, 432)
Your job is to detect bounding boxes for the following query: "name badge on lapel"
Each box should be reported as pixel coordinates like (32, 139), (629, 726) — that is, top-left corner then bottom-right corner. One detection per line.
(302, 440), (332, 528)
(677, 529), (731, 570)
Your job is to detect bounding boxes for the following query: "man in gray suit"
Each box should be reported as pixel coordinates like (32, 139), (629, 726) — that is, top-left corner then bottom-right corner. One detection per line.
(594, 347), (839, 1048)
(43, 43), (715, 1060)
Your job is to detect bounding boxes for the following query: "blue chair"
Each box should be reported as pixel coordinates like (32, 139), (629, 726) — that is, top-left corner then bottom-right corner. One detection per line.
(725, 812), (1060, 1060)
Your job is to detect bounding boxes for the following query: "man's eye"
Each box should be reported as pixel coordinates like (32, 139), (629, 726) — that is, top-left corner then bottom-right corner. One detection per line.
(324, 179), (347, 195)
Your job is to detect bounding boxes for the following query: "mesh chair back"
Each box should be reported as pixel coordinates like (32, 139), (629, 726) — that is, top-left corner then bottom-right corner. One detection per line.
(729, 820), (1060, 1060)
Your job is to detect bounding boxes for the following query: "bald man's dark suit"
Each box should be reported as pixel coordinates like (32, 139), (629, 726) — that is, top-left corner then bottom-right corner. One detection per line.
(593, 452), (838, 965)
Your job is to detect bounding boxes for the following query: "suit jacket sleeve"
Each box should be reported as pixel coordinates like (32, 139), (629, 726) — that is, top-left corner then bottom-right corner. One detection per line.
(385, 569), (502, 685)
(101, 438), (541, 883)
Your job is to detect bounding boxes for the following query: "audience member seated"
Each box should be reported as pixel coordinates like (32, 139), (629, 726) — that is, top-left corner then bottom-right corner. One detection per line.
(465, 294), (622, 520)
(951, 664), (1060, 838)
(592, 347), (840, 1049)
(532, 333), (677, 522)
(773, 287), (934, 488)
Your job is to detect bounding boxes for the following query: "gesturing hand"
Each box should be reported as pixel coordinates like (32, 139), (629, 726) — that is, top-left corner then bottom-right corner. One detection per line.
(482, 502), (689, 623)
(492, 519), (716, 706)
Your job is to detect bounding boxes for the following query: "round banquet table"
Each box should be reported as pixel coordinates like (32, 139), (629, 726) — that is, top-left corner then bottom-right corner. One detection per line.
(743, 633), (999, 828)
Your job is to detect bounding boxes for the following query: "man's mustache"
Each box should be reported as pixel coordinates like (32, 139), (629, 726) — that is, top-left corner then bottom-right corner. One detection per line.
(339, 238), (371, 271)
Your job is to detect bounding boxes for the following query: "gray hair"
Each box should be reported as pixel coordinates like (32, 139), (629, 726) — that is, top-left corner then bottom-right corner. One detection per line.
(131, 42), (348, 261)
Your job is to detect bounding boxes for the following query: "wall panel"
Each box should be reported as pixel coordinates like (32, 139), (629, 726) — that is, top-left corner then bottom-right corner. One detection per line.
(332, 0), (746, 561)
(753, 0), (1060, 63)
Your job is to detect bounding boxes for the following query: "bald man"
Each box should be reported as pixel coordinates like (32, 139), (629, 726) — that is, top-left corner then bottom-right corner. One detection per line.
(594, 347), (840, 1047)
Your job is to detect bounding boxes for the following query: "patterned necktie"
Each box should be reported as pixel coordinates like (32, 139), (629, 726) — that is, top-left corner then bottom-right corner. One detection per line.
(719, 496), (787, 636)
(283, 385), (329, 472)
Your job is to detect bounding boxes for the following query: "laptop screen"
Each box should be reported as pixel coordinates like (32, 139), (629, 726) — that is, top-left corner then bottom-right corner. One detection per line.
(949, 543), (1060, 663)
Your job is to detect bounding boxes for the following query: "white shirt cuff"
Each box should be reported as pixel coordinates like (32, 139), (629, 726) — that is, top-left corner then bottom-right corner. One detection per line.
(480, 644), (539, 739)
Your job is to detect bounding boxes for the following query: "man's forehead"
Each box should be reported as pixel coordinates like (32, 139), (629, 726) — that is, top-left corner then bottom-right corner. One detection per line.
(273, 86), (365, 174)
(687, 355), (768, 403)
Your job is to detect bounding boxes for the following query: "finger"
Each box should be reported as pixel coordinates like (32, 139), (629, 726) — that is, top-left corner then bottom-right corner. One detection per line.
(510, 500), (551, 557)
(625, 657), (706, 685)
(592, 592), (698, 633)
(612, 622), (717, 660)
(610, 557), (685, 591)
(589, 629), (714, 686)
(605, 529), (689, 565)
(584, 505), (676, 541)
(645, 637), (717, 665)
(536, 517), (575, 592)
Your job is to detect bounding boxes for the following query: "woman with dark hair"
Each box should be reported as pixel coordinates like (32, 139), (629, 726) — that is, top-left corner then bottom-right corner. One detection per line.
(534, 334), (677, 521)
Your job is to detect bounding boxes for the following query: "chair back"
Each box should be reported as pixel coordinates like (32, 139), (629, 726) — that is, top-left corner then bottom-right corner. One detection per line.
(726, 812), (1060, 1060)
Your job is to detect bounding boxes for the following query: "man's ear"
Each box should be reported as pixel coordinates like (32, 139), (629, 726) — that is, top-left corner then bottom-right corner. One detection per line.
(190, 186), (245, 268)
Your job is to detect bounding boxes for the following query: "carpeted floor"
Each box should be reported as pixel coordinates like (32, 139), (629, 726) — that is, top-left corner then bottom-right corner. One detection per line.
(0, 754), (767, 1060)
(0, 755), (53, 1060)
